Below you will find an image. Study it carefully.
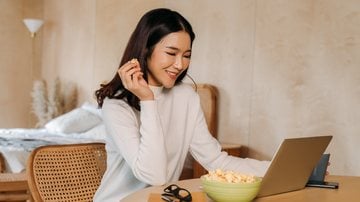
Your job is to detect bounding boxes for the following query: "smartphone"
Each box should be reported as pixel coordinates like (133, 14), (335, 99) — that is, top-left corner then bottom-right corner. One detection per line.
(306, 180), (339, 189)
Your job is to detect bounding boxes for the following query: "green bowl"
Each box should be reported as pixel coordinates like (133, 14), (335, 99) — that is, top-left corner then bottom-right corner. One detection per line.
(200, 175), (262, 202)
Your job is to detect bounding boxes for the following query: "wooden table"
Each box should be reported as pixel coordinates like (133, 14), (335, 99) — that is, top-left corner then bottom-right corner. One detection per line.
(121, 175), (360, 202)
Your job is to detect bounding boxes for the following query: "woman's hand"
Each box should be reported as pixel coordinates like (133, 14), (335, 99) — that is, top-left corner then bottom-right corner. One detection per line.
(118, 59), (154, 100)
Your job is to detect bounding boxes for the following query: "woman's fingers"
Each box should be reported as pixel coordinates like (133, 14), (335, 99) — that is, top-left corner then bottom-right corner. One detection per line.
(118, 59), (138, 79)
(117, 58), (154, 100)
(130, 71), (143, 86)
(118, 59), (141, 88)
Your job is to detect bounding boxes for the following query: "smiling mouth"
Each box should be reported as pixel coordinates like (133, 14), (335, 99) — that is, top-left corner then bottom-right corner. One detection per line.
(166, 70), (179, 80)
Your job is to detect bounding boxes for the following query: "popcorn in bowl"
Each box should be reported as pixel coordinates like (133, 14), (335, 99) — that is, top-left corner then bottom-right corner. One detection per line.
(203, 168), (257, 183)
(201, 169), (262, 202)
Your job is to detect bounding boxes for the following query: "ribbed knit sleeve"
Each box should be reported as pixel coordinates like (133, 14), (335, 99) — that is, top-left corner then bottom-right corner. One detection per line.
(102, 99), (167, 185)
(188, 93), (270, 177)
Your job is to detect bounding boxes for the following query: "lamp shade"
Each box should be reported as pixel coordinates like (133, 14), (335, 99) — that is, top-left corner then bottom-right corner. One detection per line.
(23, 18), (44, 34)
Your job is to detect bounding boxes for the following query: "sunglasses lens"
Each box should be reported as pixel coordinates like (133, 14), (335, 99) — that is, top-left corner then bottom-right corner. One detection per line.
(178, 189), (189, 198)
(163, 184), (192, 202)
(165, 184), (178, 192)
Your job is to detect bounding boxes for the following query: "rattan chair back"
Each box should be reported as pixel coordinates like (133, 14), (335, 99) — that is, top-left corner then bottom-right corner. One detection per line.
(26, 142), (106, 202)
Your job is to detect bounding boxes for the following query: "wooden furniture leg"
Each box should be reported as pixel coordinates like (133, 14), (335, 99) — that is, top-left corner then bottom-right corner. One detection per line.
(0, 172), (32, 202)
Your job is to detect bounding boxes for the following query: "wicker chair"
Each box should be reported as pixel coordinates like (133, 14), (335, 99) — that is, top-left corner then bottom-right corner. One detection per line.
(26, 142), (107, 202)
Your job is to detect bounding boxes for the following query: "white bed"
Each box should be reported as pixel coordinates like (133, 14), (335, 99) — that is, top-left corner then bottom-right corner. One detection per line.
(0, 102), (106, 173)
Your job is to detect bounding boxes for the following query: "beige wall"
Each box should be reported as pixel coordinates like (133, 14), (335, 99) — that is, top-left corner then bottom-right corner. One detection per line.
(1, 0), (359, 176)
(250, 0), (360, 176)
(41, 0), (96, 105)
(0, 0), (43, 127)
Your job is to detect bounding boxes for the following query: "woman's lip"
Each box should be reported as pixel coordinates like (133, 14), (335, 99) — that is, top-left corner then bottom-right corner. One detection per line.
(166, 70), (179, 79)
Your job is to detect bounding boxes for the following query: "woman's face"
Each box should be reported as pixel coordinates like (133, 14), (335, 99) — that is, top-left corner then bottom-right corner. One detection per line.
(147, 31), (191, 88)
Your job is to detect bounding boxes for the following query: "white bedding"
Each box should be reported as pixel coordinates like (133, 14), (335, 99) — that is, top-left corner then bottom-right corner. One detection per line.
(0, 102), (106, 173)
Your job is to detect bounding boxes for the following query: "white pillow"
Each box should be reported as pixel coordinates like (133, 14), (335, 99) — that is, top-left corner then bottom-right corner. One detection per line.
(45, 108), (102, 133)
(81, 124), (106, 140)
(81, 102), (102, 117)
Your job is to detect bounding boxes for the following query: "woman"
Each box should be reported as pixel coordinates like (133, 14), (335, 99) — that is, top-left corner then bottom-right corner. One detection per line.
(94, 8), (268, 201)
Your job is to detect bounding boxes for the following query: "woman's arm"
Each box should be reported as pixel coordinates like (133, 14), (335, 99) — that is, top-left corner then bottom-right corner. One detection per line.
(189, 95), (269, 177)
(102, 98), (167, 185)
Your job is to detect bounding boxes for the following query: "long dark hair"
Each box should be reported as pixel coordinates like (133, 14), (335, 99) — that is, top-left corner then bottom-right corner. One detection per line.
(95, 8), (195, 110)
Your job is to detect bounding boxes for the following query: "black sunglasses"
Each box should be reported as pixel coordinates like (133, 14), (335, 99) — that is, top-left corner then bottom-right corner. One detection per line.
(161, 184), (192, 202)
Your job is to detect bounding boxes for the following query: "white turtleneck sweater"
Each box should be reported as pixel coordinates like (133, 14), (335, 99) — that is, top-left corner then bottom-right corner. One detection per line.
(93, 83), (269, 202)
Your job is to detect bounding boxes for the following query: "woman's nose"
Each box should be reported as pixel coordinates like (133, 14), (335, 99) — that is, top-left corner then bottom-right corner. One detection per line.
(174, 56), (184, 70)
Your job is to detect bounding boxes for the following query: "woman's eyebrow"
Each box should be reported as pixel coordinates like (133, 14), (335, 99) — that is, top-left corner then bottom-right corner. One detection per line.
(165, 46), (191, 53)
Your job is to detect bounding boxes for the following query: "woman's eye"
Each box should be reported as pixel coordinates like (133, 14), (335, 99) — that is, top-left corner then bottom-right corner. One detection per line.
(165, 52), (176, 56)
(184, 55), (191, 59)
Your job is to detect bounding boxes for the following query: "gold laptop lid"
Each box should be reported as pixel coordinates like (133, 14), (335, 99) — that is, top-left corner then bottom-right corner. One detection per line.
(257, 135), (332, 197)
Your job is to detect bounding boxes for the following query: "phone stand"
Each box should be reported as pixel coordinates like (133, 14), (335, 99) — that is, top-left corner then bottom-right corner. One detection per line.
(308, 153), (330, 182)
(306, 153), (339, 189)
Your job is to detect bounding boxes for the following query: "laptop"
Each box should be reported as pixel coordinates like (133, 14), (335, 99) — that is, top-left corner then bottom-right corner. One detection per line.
(256, 135), (333, 197)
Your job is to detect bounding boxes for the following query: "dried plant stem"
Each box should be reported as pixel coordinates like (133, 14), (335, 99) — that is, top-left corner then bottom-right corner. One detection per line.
(31, 78), (78, 128)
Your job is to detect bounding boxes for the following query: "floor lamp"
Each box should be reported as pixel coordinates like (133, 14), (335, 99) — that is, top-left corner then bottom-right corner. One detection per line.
(23, 18), (44, 38)
(23, 18), (44, 81)
(23, 19), (44, 127)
